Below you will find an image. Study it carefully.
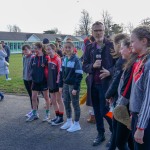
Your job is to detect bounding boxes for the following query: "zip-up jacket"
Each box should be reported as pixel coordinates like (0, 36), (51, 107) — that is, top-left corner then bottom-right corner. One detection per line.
(130, 56), (150, 129)
(48, 54), (61, 90)
(116, 65), (134, 106)
(105, 57), (125, 102)
(59, 54), (83, 90)
(23, 54), (33, 81)
(30, 54), (50, 83)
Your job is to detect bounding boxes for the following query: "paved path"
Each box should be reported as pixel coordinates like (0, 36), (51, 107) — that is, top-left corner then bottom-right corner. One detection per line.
(0, 95), (111, 150)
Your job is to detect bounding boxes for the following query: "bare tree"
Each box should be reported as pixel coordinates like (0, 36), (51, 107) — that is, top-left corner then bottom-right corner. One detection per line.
(7, 25), (13, 32)
(140, 17), (150, 26)
(13, 25), (21, 32)
(101, 10), (113, 36)
(126, 22), (134, 34)
(7, 24), (21, 32)
(111, 24), (123, 34)
(77, 9), (92, 36)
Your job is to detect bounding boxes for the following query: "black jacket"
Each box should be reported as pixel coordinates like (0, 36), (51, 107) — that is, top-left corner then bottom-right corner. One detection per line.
(83, 39), (115, 103)
(30, 55), (49, 83)
(105, 57), (125, 101)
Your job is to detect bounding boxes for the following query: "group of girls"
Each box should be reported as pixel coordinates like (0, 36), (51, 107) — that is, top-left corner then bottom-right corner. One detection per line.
(106, 25), (150, 150)
(22, 24), (150, 148)
(22, 41), (83, 132)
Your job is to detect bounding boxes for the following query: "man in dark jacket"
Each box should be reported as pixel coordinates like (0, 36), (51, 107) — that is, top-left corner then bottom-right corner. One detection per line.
(1, 41), (10, 62)
(83, 21), (115, 146)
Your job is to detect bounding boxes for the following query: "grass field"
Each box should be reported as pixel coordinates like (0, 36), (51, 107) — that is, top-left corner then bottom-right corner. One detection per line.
(0, 50), (87, 96)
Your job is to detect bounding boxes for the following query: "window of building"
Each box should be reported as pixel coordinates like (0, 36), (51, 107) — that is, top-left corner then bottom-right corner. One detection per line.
(14, 43), (17, 50)
(18, 43), (21, 49)
(10, 43), (13, 50)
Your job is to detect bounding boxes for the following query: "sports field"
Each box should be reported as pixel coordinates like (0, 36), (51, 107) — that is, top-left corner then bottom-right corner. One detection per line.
(0, 51), (87, 96)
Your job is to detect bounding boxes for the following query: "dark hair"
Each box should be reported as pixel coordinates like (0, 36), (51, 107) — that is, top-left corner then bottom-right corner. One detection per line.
(92, 21), (103, 30)
(89, 35), (95, 42)
(130, 25), (150, 71)
(113, 33), (128, 44)
(111, 33), (128, 58)
(64, 41), (74, 47)
(35, 42), (46, 55)
(132, 25), (150, 47)
(22, 44), (31, 50)
(43, 38), (49, 44)
(122, 37), (138, 70)
(66, 38), (72, 41)
(47, 44), (56, 51)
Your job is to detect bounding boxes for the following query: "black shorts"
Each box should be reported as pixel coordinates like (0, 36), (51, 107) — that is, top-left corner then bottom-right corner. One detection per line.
(32, 81), (48, 91)
(49, 83), (59, 93)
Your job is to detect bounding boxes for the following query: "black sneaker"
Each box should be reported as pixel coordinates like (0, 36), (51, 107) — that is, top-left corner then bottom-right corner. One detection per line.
(0, 95), (4, 101)
(51, 117), (64, 126)
(48, 116), (58, 124)
(92, 133), (105, 146)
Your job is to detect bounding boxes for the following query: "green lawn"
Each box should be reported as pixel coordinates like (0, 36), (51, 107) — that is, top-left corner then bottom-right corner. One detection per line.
(0, 50), (87, 96)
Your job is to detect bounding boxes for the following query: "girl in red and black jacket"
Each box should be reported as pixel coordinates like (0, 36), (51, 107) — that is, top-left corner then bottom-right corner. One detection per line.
(26, 42), (51, 122)
(46, 44), (65, 126)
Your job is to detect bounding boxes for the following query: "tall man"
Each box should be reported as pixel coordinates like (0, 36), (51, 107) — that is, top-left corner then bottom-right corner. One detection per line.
(83, 21), (115, 146)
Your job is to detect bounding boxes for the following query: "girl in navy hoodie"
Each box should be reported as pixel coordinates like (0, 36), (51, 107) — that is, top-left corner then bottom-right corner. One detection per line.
(26, 42), (51, 122)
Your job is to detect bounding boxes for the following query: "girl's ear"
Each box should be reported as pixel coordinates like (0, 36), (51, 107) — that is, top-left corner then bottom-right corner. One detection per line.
(142, 38), (148, 46)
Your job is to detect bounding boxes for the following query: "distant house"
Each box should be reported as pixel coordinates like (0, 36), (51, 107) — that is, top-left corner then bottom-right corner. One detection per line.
(0, 32), (84, 53)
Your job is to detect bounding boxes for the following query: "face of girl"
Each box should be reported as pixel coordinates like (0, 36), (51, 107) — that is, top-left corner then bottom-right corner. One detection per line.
(46, 46), (54, 57)
(33, 45), (42, 55)
(130, 33), (145, 54)
(22, 47), (31, 55)
(64, 43), (74, 56)
(120, 43), (131, 59)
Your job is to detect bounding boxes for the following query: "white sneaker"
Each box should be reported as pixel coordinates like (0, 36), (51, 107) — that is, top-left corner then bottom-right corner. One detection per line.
(60, 121), (73, 130)
(43, 114), (50, 122)
(67, 122), (81, 132)
(6, 78), (11, 81)
(26, 114), (39, 122)
(25, 110), (33, 118)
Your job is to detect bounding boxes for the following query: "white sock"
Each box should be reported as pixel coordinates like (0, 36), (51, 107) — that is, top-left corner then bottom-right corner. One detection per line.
(74, 121), (79, 125)
(67, 118), (72, 122)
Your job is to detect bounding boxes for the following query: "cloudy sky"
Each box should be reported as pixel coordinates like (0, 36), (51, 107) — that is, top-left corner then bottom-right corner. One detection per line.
(0, 0), (149, 34)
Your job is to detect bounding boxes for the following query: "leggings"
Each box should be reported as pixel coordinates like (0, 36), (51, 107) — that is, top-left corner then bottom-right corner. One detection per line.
(23, 80), (39, 109)
(109, 117), (134, 150)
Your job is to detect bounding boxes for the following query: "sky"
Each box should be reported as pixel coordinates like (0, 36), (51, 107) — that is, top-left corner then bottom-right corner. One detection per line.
(0, 0), (149, 35)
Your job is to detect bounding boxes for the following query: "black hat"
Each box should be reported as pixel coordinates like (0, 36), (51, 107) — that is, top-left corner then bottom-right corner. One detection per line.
(43, 38), (49, 44)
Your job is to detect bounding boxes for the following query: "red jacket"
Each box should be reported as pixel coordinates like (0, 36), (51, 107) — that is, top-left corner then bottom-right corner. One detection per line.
(47, 54), (61, 90)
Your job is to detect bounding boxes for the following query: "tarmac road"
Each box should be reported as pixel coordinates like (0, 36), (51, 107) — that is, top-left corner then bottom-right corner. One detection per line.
(0, 95), (111, 150)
